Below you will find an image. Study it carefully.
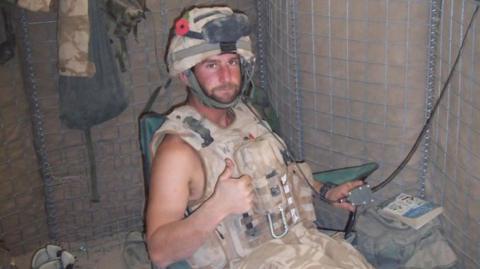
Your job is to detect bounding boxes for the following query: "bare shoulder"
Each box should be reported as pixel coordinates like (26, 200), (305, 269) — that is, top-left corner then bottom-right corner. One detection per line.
(146, 134), (204, 237)
(153, 134), (199, 165)
(149, 133), (203, 198)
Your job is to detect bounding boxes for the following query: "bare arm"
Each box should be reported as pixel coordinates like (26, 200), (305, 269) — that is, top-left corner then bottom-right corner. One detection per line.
(145, 135), (253, 268)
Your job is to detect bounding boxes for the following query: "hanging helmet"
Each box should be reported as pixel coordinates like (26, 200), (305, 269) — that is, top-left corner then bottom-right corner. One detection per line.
(166, 6), (255, 108)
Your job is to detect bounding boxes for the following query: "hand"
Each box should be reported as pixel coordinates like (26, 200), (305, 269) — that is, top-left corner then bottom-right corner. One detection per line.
(325, 180), (364, 212)
(211, 158), (254, 215)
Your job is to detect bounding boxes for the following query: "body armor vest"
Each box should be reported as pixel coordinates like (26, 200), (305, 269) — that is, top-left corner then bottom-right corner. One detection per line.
(151, 102), (316, 268)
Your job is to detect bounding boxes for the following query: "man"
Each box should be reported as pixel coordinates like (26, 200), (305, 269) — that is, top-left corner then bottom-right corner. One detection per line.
(146, 6), (373, 269)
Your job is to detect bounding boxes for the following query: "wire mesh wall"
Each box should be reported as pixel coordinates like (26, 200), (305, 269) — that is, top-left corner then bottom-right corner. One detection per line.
(2, 0), (479, 267)
(259, 0), (305, 160)
(14, 6), (146, 252)
(261, 0), (430, 202)
(258, 0), (480, 267)
(429, 0), (480, 268)
(0, 32), (49, 254)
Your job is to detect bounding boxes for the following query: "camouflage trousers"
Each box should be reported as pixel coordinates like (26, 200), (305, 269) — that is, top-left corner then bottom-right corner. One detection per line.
(231, 224), (374, 269)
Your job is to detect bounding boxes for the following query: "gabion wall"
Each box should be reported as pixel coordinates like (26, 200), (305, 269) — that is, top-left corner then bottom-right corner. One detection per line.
(0, 0), (256, 256)
(258, 0), (480, 268)
(429, 1), (480, 268)
(0, 47), (49, 254)
(260, 0), (429, 214)
(2, 1), (480, 268)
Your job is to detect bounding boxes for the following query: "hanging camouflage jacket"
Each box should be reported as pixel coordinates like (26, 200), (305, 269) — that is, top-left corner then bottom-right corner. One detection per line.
(58, 0), (96, 77)
(57, 0), (145, 77)
(14, 0), (145, 76)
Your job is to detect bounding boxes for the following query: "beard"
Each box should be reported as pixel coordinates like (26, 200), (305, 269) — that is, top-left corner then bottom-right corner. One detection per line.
(206, 82), (241, 104)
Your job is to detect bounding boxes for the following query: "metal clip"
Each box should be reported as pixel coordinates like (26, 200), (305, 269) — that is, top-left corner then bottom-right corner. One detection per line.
(267, 206), (289, 239)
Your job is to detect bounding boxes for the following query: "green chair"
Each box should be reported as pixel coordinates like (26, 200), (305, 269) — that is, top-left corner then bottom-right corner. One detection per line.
(313, 162), (378, 186)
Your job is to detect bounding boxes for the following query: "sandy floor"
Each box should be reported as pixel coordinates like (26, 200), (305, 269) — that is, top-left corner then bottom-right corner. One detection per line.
(13, 247), (125, 269)
(12, 232), (152, 269)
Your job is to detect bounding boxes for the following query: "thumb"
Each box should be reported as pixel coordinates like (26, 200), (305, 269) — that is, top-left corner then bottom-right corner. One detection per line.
(218, 158), (234, 181)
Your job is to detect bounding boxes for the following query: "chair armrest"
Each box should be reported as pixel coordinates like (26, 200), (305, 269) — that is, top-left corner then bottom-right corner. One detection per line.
(312, 162), (379, 185)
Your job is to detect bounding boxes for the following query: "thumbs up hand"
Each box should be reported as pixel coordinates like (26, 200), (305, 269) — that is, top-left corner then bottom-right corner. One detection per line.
(212, 158), (254, 215)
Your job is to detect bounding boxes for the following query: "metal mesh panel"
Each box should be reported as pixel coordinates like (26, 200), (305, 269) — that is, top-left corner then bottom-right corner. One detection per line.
(4, 0), (480, 267)
(16, 7), (146, 247)
(429, 0), (480, 267)
(261, 0), (304, 159)
(259, 0), (480, 267)
(261, 0), (429, 204)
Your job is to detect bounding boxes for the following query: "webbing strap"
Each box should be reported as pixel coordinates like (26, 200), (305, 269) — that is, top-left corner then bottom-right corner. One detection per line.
(168, 39), (250, 64)
(142, 78), (172, 114)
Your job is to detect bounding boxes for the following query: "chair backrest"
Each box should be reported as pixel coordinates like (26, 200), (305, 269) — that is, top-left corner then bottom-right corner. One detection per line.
(137, 80), (192, 269)
(313, 162), (379, 185)
(138, 79), (171, 192)
(139, 111), (166, 189)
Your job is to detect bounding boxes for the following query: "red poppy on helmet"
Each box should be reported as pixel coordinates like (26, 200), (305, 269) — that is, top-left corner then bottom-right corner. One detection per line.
(175, 18), (190, 36)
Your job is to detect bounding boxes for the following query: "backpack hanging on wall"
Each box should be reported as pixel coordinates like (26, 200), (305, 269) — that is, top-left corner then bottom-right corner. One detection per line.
(58, 0), (128, 202)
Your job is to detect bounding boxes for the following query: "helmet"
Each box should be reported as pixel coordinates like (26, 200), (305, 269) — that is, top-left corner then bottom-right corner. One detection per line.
(166, 6), (255, 108)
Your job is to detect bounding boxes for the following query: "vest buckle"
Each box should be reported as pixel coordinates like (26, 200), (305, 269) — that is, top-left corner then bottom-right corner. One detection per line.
(267, 206), (289, 239)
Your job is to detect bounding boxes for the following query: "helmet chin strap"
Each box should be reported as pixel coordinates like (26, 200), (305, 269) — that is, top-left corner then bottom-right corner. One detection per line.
(184, 59), (255, 109)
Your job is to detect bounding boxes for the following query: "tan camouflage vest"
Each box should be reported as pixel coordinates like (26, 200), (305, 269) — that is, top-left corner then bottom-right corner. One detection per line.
(151, 102), (317, 268)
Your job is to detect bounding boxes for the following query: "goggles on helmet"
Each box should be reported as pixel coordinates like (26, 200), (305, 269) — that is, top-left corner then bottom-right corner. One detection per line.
(166, 7), (256, 109)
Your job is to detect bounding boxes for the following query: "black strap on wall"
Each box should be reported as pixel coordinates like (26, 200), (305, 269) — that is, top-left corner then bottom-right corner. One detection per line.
(142, 78), (172, 114)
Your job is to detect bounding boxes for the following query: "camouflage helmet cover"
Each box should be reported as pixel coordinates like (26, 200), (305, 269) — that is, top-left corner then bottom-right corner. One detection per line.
(166, 6), (255, 76)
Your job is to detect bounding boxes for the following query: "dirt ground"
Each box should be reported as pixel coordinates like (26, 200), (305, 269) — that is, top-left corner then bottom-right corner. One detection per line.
(13, 246), (125, 269)
(11, 232), (152, 269)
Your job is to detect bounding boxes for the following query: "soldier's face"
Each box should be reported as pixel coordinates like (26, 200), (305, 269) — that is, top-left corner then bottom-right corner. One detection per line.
(193, 53), (241, 104)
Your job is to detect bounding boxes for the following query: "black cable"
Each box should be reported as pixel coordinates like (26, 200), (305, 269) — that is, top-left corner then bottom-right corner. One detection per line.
(85, 128), (99, 202)
(343, 211), (357, 239)
(372, 5), (479, 193)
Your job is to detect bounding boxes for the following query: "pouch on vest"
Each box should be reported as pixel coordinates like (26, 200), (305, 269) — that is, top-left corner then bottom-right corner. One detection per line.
(58, 0), (128, 202)
(226, 132), (301, 257)
(354, 206), (457, 269)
